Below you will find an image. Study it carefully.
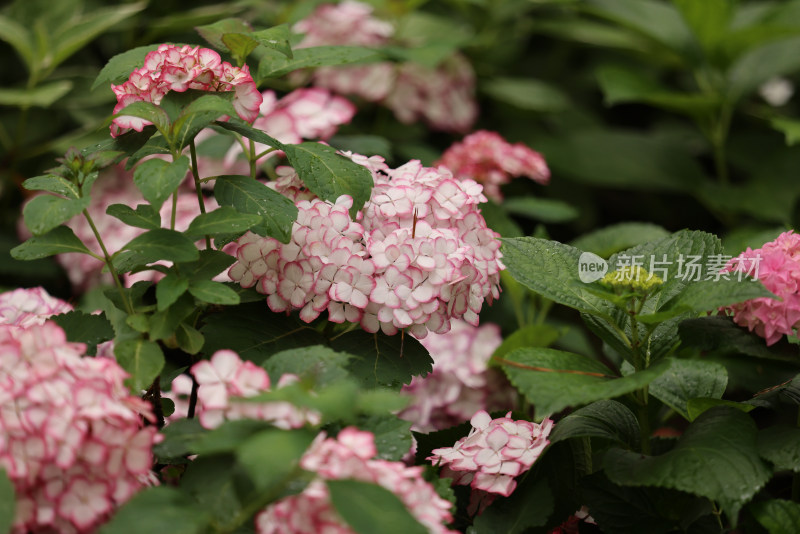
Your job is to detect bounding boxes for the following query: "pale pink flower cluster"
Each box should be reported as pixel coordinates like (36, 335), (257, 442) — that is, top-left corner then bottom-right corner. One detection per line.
(256, 427), (457, 534)
(721, 230), (800, 345)
(429, 410), (553, 514)
(227, 155), (503, 338)
(399, 321), (515, 432)
(436, 130), (551, 202)
(0, 322), (158, 533)
(188, 349), (321, 429)
(110, 44), (262, 137)
(0, 287), (73, 328)
(293, 1), (478, 132)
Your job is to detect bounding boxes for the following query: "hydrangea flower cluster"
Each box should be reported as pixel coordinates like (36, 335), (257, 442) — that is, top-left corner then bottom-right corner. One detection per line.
(399, 320), (516, 432)
(0, 287), (73, 328)
(186, 349), (320, 430)
(110, 44), (262, 137)
(428, 410), (553, 514)
(255, 427), (457, 534)
(227, 155), (504, 338)
(721, 230), (800, 345)
(436, 130), (551, 202)
(0, 322), (159, 533)
(292, 1), (477, 132)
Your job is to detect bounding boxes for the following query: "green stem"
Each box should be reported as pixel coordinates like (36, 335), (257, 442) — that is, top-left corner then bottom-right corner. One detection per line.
(170, 190), (178, 230)
(711, 102), (733, 185)
(249, 137), (257, 180)
(83, 209), (134, 314)
(189, 140), (211, 249)
(638, 387), (651, 456)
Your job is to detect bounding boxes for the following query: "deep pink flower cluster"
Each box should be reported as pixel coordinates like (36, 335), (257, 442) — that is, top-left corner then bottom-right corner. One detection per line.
(187, 349), (320, 429)
(0, 322), (158, 533)
(721, 230), (800, 345)
(436, 130), (551, 202)
(227, 155), (504, 338)
(399, 321), (515, 432)
(292, 1), (477, 132)
(255, 427), (457, 534)
(0, 287), (73, 328)
(428, 410), (553, 514)
(110, 44), (262, 137)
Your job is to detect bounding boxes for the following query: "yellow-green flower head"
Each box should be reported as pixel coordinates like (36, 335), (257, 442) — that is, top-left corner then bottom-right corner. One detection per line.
(600, 265), (663, 292)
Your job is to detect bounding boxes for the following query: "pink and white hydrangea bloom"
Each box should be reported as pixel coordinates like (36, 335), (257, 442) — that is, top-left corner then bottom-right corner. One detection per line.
(189, 349), (321, 430)
(721, 230), (800, 345)
(399, 320), (515, 432)
(110, 44), (262, 137)
(227, 153), (504, 338)
(255, 427), (457, 534)
(0, 287), (73, 328)
(0, 322), (159, 534)
(428, 410), (553, 515)
(436, 130), (551, 202)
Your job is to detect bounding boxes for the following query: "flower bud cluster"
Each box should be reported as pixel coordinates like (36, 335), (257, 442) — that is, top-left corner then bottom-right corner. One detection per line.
(256, 427), (457, 533)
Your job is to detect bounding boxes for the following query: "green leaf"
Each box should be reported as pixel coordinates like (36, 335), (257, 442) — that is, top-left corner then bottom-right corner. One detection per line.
(212, 120), (284, 149)
(23, 174), (80, 199)
(647, 359), (727, 420)
(472, 477), (554, 534)
(236, 429), (316, 492)
(604, 407), (772, 523)
(686, 398), (755, 421)
(262, 345), (351, 387)
(751, 499), (800, 534)
(492, 324), (564, 360)
(50, 310), (114, 352)
(282, 142), (373, 219)
(10, 225), (93, 260)
(672, 0), (734, 57)
(92, 44), (160, 91)
(214, 175), (297, 243)
(97, 487), (209, 534)
(188, 280), (240, 305)
(114, 338), (165, 392)
(0, 14), (34, 72)
(359, 415), (413, 461)
(176, 322), (205, 355)
(184, 206), (262, 238)
(757, 426), (800, 473)
(258, 46), (381, 80)
(728, 37), (800, 101)
(153, 417), (206, 460)
(0, 469), (16, 534)
(0, 81), (73, 108)
(193, 419), (273, 456)
(327, 479), (428, 534)
(112, 100), (171, 136)
(771, 117), (800, 146)
(133, 156), (190, 212)
(171, 94), (236, 149)
(22, 194), (89, 236)
(106, 203), (161, 230)
(176, 249), (236, 281)
(549, 399), (640, 449)
(503, 197), (579, 223)
(122, 228), (199, 263)
(195, 18), (251, 51)
(148, 293), (195, 341)
(179, 455), (243, 529)
(499, 347), (671, 417)
(156, 273), (189, 311)
(481, 77), (569, 112)
(221, 33), (259, 62)
(571, 222), (670, 258)
(251, 24), (292, 58)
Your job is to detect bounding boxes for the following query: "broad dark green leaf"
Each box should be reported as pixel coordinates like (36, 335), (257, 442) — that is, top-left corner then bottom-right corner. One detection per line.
(50, 310), (114, 352)
(114, 338), (165, 392)
(195, 18), (251, 51)
(221, 33), (259, 62)
(492, 324), (564, 360)
(501, 347), (671, 417)
(728, 37), (800, 101)
(571, 222), (670, 259)
(23, 174), (80, 199)
(258, 46), (381, 80)
(282, 142), (373, 219)
(672, 0), (733, 57)
(214, 175), (298, 243)
(751, 499), (800, 534)
(686, 398), (755, 421)
(647, 359), (727, 420)
(179, 455), (243, 529)
(604, 407), (772, 523)
(212, 120), (284, 149)
(122, 228), (199, 263)
(262, 345), (351, 387)
(148, 294), (195, 341)
(757, 426), (800, 473)
(184, 206), (262, 237)
(503, 197), (579, 223)
(133, 156), (190, 212)
(176, 249), (236, 281)
(481, 77), (569, 112)
(112, 100), (171, 135)
(156, 273), (189, 311)
(358, 415), (413, 461)
(171, 94), (236, 149)
(22, 195), (89, 236)
(11, 225), (93, 260)
(92, 44), (160, 91)
(236, 429), (316, 492)
(106, 203), (161, 230)
(679, 315), (780, 360)
(0, 81), (73, 108)
(472, 477), (554, 534)
(0, 469), (15, 534)
(550, 399), (640, 449)
(328, 479), (428, 534)
(251, 24), (292, 58)
(153, 418), (206, 460)
(97, 487), (209, 534)
(188, 280), (240, 305)
(176, 322), (204, 355)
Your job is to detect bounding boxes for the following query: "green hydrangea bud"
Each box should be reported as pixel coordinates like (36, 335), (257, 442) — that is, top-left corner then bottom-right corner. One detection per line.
(600, 265), (663, 293)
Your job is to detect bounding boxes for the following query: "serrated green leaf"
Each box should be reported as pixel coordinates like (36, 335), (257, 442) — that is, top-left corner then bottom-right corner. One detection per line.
(112, 100), (171, 136)
(472, 477), (554, 534)
(92, 44), (160, 91)
(195, 18), (251, 51)
(22, 194), (89, 236)
(114, 338), (165, 392)
(251, 24), (292, 58)
(481, 77), (569, 112)
(50, 310), (114, 350)
(133, 156), (190, 212)
(686, 398), (755, 421)
(258, 46), (381, 80)
(23, 175), (80, 199)
(262, 345), (351, 386)
(0, 80), (73, 108)
(156, 273), (189, 311)
(571, 222), (670, 258)
(11, 225), (93, 260)
(282, 142), (373, 219)
(106, 203), (161, 230)
(550, 399), (640, 449)
(0, 468), (14, 534)
(221, 32), (258, 63)
(757, 426), (800, 473)
(328, 479), (428, 534)
(188, 280), (240, 305)
(604, 407), (771, 524)
(358, 415), (413, 461)
(184, 206), (262, 238)
(499, 347), (671, 417)
(122, 228), (199, 263)
(503, 196), (579, 223)
(236, 429), (316, 492)
(751, 499), (800, 534)
(647, 359), (727, 420)
(214, 175), (297, 243)
(97, 487), (209, 534)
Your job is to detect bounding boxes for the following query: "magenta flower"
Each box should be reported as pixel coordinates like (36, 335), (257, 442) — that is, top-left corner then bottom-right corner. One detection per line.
(0, 322), (158, 533)
(721, 230), (800, 345)
(436, 130), (550, 202)
(255, 427), (457, 534)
